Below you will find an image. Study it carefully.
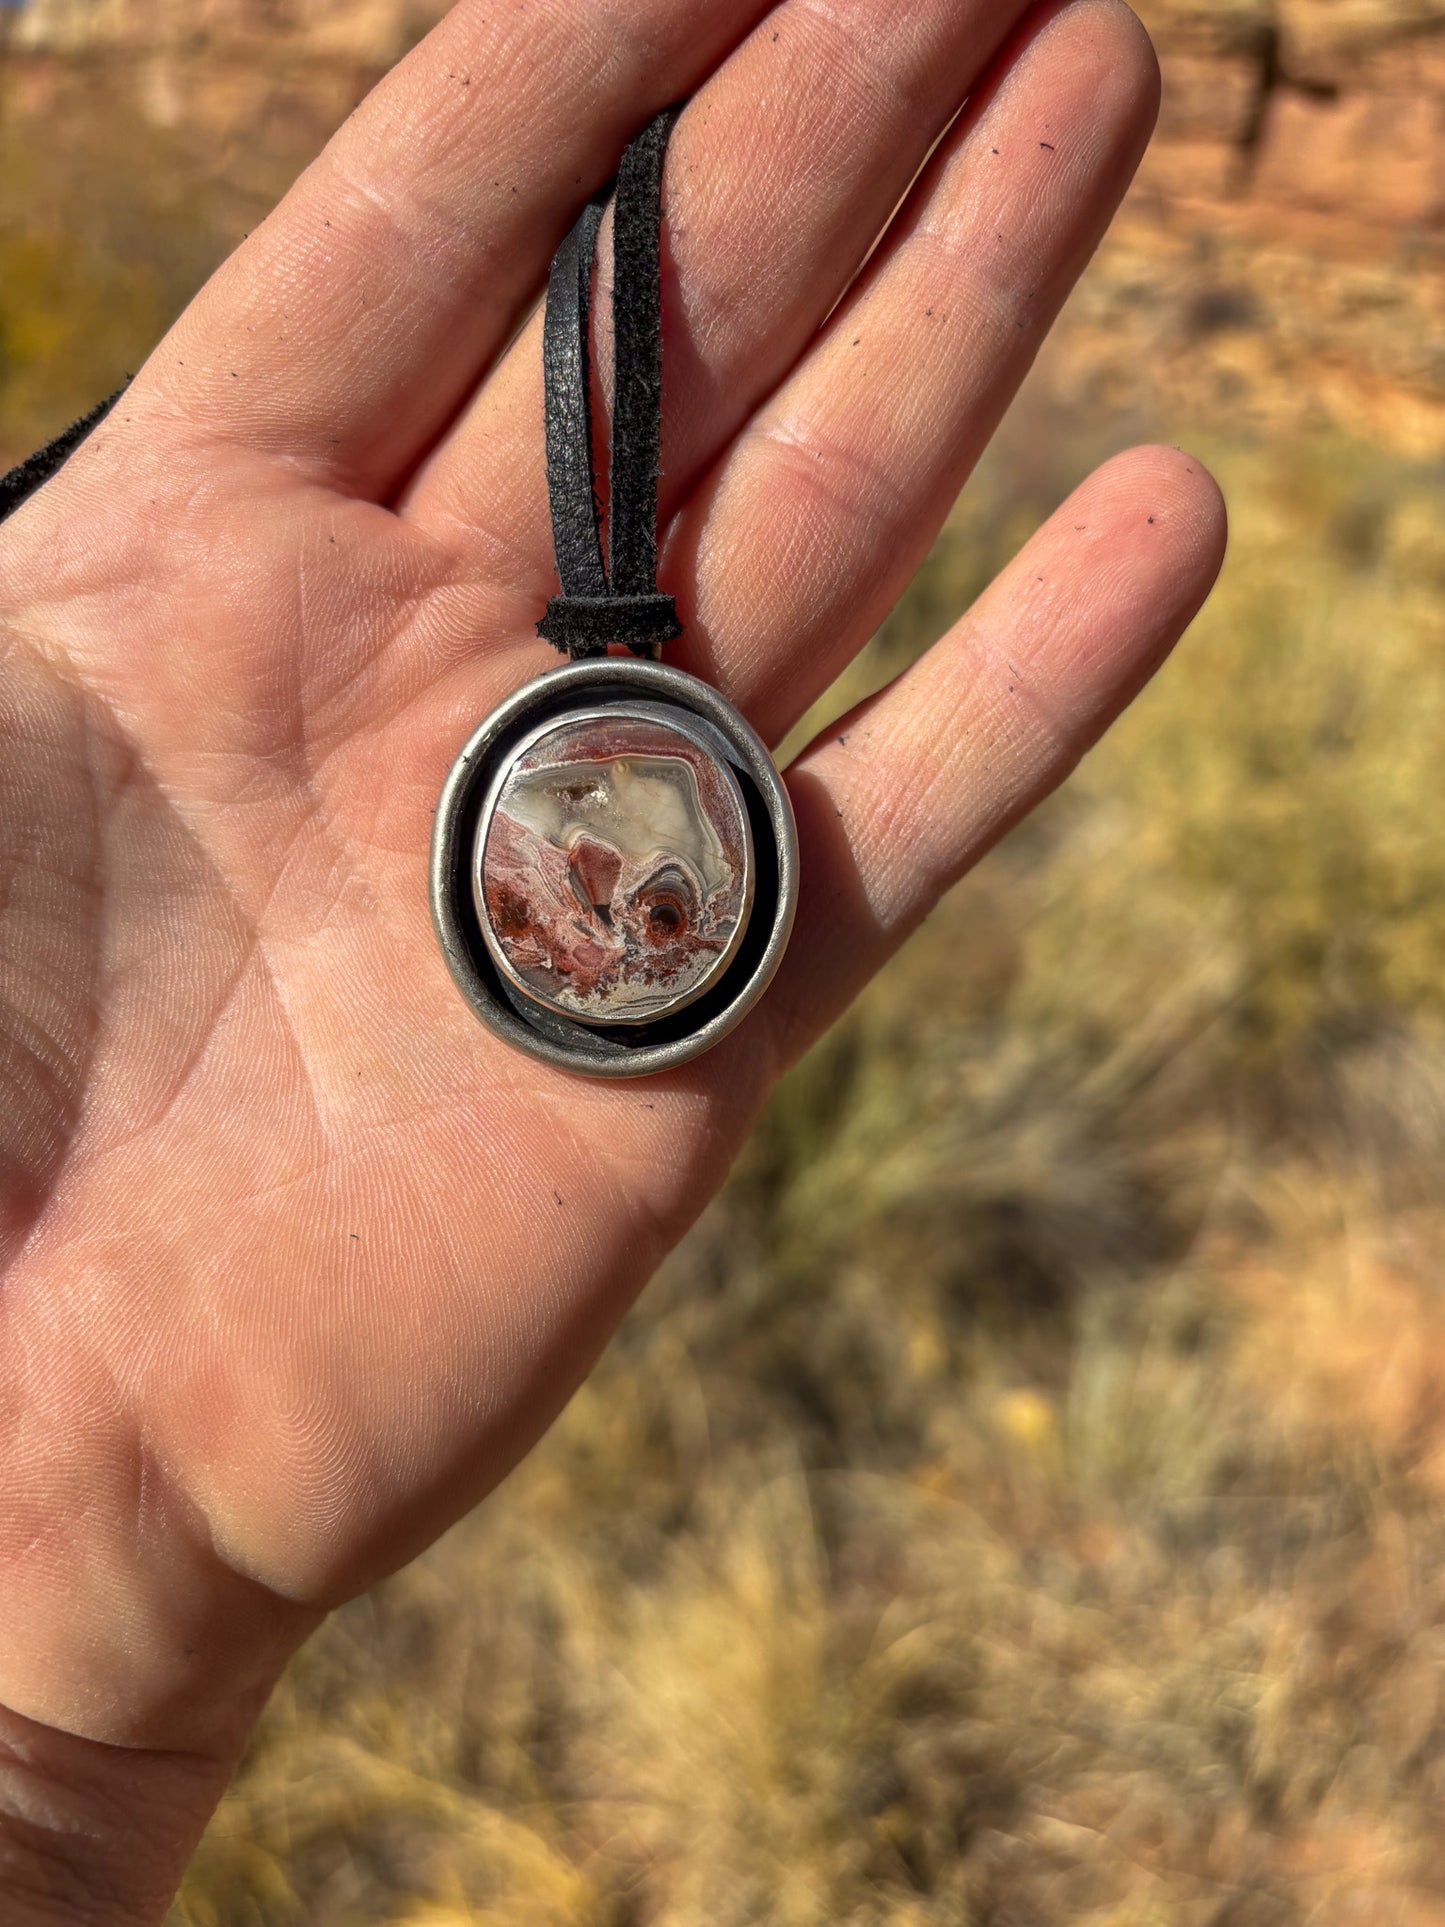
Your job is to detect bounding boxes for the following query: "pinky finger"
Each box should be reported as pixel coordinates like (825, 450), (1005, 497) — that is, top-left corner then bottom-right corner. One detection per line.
(762, 443), (1228, 1068)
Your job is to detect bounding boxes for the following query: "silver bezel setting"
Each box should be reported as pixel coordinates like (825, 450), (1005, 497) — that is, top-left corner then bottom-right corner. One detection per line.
(432, 658), (799, 1079)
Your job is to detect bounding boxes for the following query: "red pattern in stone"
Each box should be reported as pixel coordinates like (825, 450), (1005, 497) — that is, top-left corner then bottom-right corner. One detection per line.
(478, 713), (752, 1024)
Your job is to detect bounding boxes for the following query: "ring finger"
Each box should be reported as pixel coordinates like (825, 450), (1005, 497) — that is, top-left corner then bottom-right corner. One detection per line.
(671, 0), (1166, 743)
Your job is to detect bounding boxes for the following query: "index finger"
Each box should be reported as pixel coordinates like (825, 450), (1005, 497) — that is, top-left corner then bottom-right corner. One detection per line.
(130, 0), (774, 497)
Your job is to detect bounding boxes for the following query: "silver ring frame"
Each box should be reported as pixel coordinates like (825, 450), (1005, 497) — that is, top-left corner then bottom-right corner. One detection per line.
(432, 658), (799, 1079)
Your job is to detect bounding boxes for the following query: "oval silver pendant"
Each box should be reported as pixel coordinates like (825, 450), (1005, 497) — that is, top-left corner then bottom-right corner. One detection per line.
(432, 658), (798, 1078)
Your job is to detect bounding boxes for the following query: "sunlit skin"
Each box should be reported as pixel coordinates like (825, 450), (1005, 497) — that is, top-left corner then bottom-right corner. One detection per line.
(0, 0), (1225, 1916)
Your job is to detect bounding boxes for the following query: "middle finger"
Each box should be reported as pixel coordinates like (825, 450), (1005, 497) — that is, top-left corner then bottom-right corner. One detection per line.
(402, 0), (1039, 555)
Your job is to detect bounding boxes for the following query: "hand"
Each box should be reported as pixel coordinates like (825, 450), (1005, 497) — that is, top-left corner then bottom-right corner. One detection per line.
(0, 0), (1225, 1916)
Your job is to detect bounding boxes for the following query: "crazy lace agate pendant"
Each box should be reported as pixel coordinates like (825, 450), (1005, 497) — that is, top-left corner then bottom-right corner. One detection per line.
(432, 658), (797, 1078)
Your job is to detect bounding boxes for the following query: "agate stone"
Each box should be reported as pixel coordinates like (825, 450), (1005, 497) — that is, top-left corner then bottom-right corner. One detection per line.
(475, 706), (755, 1026)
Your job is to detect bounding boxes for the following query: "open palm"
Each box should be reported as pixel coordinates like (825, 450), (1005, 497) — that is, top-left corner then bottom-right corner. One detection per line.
(0, 0), (1224, 1915)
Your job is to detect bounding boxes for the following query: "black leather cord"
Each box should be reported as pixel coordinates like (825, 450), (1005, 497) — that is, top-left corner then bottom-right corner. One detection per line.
(540, 198), (609, 603)
(0, 384), (128, 526)
(536, 104), (684, 661)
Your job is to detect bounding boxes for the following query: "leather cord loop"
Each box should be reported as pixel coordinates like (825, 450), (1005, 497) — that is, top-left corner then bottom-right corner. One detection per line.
(536, 104), (684, 661)
(540, 198), (608, 603)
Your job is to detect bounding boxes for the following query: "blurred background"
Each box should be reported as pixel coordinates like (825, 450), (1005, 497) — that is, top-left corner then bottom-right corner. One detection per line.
(4, 2), (1444, 1920)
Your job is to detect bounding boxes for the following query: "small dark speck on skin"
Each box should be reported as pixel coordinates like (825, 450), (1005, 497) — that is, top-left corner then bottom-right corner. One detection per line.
(350, 1233), (360, 1242)
(853, 338), (861, 347)
(230, 372), (238, 378)
(554, 1190), (564, 1207)
(992, 147), (999, 155)
(838, 733), (849, 747)
(1040, 141), (1056, 151)
(926, 307), (933, 316)
(1009, 685), (1015, 693)
(836, 808), (844, 819)
(1148, 515), (1156, 524)
(329, 535), (336, 545)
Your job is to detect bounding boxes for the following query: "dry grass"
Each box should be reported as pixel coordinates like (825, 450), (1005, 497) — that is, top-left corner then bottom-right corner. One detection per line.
(0, 94), (239, 457)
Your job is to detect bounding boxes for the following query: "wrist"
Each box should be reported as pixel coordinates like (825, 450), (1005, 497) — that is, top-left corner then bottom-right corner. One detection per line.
(0, 1700), (240, 1927)
(0, 1560), (309, 1758)
(2, 1341), (321, 1754)
(0, 1343), (323, 1921)
(0, 1586), (310, 1927)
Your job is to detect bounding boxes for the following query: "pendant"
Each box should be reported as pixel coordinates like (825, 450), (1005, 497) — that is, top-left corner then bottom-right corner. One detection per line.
(431, 656), (798, 1078)
(433, 107), (796, 1076)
